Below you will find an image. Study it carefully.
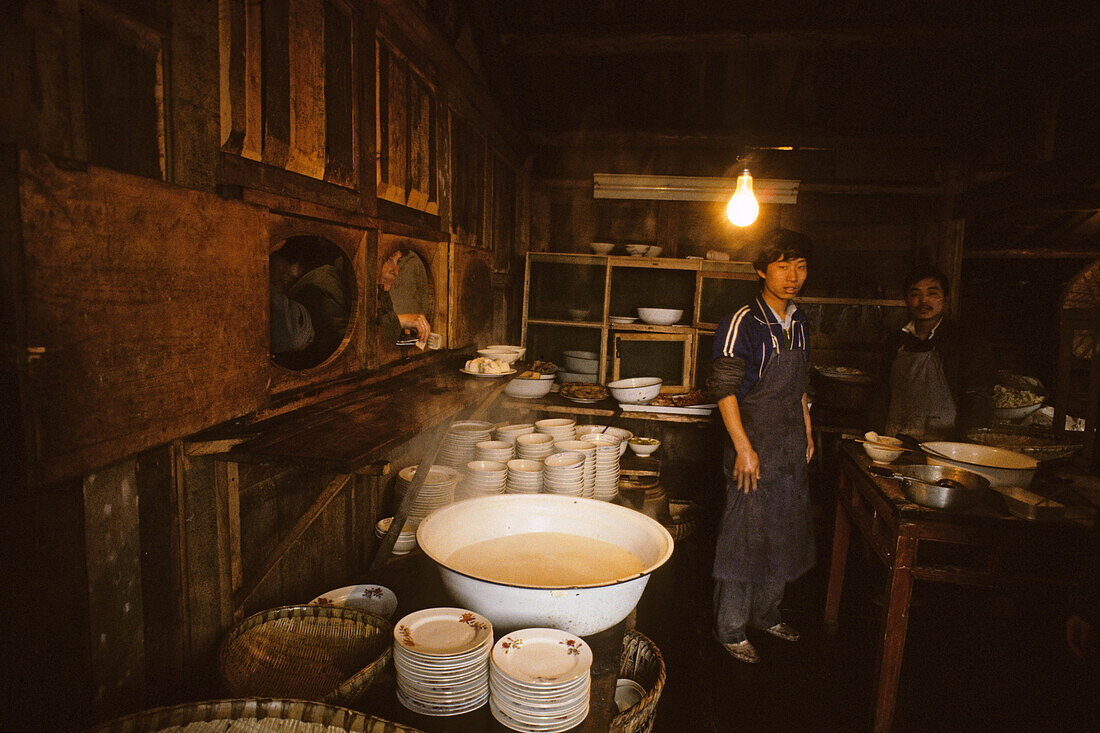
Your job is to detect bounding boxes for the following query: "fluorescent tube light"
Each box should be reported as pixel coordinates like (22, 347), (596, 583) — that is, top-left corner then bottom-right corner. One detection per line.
(593, 173), (800, 204)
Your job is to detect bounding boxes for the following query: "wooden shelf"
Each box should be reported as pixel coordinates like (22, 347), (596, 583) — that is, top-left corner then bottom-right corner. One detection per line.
(527, 318), (605, 327)
(499, 394), (717, 424)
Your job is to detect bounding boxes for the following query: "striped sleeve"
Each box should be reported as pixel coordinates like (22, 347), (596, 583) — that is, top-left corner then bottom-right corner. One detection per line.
(713, 305), (753, 362)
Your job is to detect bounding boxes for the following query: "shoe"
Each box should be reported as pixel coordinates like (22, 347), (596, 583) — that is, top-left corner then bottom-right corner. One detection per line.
(719, 638), (760, 663)
(762, 621), (799, 642)
(712, 627), (760, 663)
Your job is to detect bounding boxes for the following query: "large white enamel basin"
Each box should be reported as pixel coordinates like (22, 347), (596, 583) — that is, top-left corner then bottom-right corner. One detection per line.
(416, 494), (674, 636)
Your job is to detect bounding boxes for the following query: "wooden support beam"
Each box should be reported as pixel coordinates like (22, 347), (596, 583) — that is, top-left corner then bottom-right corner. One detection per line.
(500, 24), (1093, 56)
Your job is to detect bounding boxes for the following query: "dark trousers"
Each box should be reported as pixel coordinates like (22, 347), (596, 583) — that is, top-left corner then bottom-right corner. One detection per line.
(713, 578), (785, 643)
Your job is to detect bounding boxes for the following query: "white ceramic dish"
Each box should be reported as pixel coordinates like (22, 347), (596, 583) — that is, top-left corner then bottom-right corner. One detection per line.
(416, 494), (674, 636)
(862, 432), (904, 462)
(567, 308), (590, 321)
(309, 584), (399, 619)
(607, 377), (663, 404)
(628, 438), (660, 457)
(624, 244), (650, 256)
(461, 367), (517, 378)
(609, 316), (638, 324)
(479, 348), (523, 364)
(921, 441), (1038, 487)
(636, 307), (683, 325)
(589, 242), (615, 255)
(621, 402), (716, 416)
(504, 376), (554, 399)
(562, 353), (599, 373)
(485, 345), (526, 360)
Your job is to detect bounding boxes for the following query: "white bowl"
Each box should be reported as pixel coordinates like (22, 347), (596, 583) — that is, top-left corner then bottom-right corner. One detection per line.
(567, 308), (591, 321)
(862, 433), (904, 462)
(590, 242), (615, 255)
(921, 441), (1038, 487)
(625, 244), (650, 256)
(479, 347), (522, 364)
(536, 418), (575, 431)
(645, 246), (662, 257)
(504, 376), (554, 399)
(607, 377), (663, 404)
(485, 344), (526, 360)
(637, 308), (683, 325)
(415, 494), (674, 636)
(563, 353), (599, 373)
(628, 438), (660, 456)
(375, 517), (418, 555)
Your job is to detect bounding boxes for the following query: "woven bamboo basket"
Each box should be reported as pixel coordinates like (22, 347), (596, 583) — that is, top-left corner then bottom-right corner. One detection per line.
(87, 697), (423, 733)
(218, 605), (393, 706)
(610, 630), (666, 733)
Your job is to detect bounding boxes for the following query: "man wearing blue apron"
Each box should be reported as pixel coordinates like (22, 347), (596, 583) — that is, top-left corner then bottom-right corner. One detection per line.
(709, 229), (815, 663)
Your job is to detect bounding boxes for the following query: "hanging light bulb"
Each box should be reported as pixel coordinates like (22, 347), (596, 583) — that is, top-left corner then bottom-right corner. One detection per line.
(726, 169), (759, 227)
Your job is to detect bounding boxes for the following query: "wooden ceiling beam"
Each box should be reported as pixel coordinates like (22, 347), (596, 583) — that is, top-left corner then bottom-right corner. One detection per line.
(525, 129), (944, 151)
(499, 24), (1093, 56)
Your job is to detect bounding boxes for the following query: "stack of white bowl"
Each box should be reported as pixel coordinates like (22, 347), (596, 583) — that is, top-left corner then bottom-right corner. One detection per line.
(515, 432), (554, 461)
(476, 440), (515, 462)
(559, 350), (600, 384)
(496, 423), (536, 444)
(535, 418), (576, 442)
(439, 421), (495, 470)
(456, 460), (509, 500)
(581, 434), (621, 501)
(395, 465), (459, 522)
(506, 459), (544, 494)
(374, 517), (418, 555)
(541, 452), (585, 496)
(553, 440), (597, 498)
(489, 628), (593, 733)
(576, 425), (632, 457)
(393, 607), (493, 717)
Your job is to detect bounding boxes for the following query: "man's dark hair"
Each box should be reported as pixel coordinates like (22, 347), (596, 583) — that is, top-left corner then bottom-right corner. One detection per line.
(753, 228), (812, 273)
(904, 265), (950, 297)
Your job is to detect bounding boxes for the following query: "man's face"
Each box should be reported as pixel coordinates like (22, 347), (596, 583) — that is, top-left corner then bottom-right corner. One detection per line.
(757, 256), (808, 304)
(906, 277), (946, 324)
(380, 252), (401, 291)
(270, 255), (302, 294)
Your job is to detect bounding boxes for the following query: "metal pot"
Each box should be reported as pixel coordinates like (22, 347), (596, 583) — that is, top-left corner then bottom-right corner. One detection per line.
(920, 441), (1038, 488)
(871, 464), (990, 511)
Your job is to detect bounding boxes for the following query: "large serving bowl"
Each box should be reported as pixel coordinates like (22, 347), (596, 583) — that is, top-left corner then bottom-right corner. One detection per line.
(607, 377), (663, 404)
(921, 441), (1038, 487)
(416, 494), (674, 636)
(637, 308), (683, 325)
(563, 350), (599, 373)
(503, 375), (554, 399)
(479, 347), (522, 364)
(484, 344), (526, 361)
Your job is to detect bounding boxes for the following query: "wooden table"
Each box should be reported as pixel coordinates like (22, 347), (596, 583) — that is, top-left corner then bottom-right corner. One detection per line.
(824, 442), (1094, 732)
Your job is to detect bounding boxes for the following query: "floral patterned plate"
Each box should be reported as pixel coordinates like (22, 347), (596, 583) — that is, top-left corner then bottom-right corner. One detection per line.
(394, 607), (493, 656)
(492, 628), (593, 685)
(308, 584), (398, 619)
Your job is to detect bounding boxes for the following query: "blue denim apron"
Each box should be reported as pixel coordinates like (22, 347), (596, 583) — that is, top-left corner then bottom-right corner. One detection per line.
(713, 347), (816, 583)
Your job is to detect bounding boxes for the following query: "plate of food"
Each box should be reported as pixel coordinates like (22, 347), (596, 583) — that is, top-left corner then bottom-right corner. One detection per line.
(461, 357), (516, 377)
(560, 382), (609, 403)
(622, 389), (716, 415)
(815, 366), (873, 384)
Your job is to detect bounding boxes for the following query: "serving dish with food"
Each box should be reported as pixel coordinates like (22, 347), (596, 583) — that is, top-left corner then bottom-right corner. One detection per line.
(815, 365), (873, 384)
(462, 357), (515, 376)
(560, 382), (610, 403)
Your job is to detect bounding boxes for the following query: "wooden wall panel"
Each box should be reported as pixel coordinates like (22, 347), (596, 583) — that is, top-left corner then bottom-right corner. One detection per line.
(448, 243), (494, 349)
(286, 0), (326, 180)
(18, 150), (270, 485)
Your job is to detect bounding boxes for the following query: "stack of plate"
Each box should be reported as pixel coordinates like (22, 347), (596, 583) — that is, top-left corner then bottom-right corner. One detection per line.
(553, 440), (597, 498)
(581, 434), (621, 501)
(515, 433), (554, 461)
(489, 628), (593, 733)
(535, 418), (576, 442)
(456, 460), (508, 500)
(476, 440), (515, 462)
(395, 465), (459, 522)
(393, 607), (493, 717)
(506, 459), (544, 494)
(542, 452), (585, 496)
(496, 423), (536, 444)
(439, 421), (495, 470)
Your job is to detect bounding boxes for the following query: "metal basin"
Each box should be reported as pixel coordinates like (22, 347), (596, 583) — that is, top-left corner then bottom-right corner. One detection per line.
(893, 464), (990, 511)
(921, 441), (1038, 488)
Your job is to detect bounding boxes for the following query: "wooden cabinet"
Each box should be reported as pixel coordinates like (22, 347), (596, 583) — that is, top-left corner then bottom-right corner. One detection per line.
(521, 253), (756, 390)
